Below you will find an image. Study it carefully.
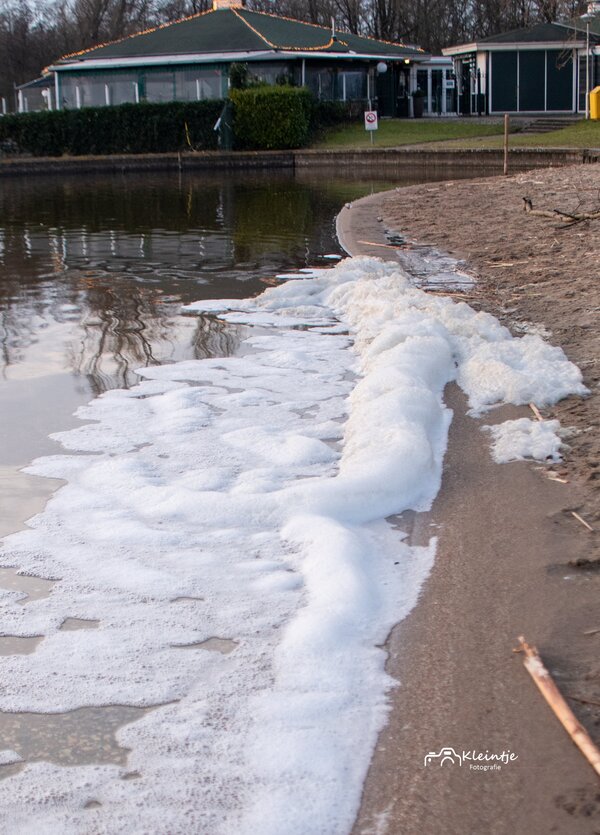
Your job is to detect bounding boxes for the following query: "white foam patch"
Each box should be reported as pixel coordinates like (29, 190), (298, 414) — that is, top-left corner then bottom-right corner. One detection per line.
(483, 417), (564, 463)
(0, 256), (585, 834)
(0, 750), (23, 766)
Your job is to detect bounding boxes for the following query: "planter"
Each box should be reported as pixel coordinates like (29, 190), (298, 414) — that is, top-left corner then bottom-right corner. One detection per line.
(397, 96), (409, 118)
(412, 96), (425, 118)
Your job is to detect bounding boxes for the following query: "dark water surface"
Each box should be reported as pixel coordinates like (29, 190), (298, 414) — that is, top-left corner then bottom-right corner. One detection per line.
(0, 166), (481, 534)
(0, 165), (486, 771)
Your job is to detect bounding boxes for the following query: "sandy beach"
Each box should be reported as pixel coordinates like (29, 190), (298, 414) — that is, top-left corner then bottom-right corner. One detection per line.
(337, 164), (600, 834)
(1, 163), (598, 831)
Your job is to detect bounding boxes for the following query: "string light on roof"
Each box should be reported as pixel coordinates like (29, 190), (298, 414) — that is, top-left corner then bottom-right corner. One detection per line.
(231, 6), (335, 51)
(54, 6), (214, 64)
(235, 7), (425, 53)
(46, 4), (423, 72)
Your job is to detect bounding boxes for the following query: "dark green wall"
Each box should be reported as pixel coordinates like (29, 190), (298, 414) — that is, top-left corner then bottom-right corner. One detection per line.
(491, 48), (573, 112)
(491, 52), (517, 111)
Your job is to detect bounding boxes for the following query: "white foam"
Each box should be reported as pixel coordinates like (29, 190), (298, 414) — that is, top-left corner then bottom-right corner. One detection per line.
(483, 417), (564, 463)
(0, 750), (22, 766)
(0, 256), (585, 833)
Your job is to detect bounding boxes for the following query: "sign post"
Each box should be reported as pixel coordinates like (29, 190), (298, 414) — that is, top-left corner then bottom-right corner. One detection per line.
(364, 109), (378, 146)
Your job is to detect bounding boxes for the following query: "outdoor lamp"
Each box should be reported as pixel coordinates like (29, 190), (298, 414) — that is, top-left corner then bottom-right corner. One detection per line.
(376, 62), (388, 73)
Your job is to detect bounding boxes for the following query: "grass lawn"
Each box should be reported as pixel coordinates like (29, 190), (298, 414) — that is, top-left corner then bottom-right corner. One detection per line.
(397, 119), (600, 150)
(313, 117), (600, 150)
(313, 118), (506, 149)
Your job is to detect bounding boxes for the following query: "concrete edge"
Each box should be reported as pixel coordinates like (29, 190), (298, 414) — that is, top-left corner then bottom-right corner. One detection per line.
(1, 146), (598, 177)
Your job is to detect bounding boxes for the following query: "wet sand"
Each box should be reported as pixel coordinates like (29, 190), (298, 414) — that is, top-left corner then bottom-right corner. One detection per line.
(337, 174), (600, 834)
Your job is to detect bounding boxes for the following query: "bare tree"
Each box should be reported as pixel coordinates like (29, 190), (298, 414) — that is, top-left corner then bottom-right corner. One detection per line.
(0, 0), (593, 111)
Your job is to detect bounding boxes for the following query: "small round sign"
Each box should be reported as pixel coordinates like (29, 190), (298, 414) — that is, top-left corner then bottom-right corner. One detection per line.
(364, 110), (378, 131)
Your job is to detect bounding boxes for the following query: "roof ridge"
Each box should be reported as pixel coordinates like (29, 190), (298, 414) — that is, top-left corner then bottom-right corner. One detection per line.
(231, 6), (277, 48)
(235, 6), (334, 51)
(481, 19), (577, 41)
(238, 6), (423, 52)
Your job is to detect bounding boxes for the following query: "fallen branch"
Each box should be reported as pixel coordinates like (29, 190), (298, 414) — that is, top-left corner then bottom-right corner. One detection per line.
(420, 288), (471, 298)
(514, 636), (600, 777)
(529, 403), (544, 422)
(357, 240), (401, 250)
(571, 511), (595, 532)
(583, 627), (600, 636)
(523, 197), (600, 224)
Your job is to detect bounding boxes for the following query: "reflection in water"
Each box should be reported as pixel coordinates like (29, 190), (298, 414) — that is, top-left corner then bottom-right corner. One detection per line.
(191, 315), (243, 362)
(0, 165), (484, 776)
(71, 284), (177, 395)
(0, 170), (356, 396)
(0, 704), (155, 776)
(0, 167), (483, 462)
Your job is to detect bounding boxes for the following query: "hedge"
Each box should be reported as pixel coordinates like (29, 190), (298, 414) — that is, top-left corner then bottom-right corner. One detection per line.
(0, 100), (224, 157)
(310, 100), (357, 131)
(0, 90), (360, 157)
(230, 86), (313, 150)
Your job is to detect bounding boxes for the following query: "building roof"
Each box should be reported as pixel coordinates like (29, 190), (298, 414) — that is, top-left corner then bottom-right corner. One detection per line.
(483, 20), (600, 44)
(476, 21), (583, 44)
(17, 76), (53, 90)
(443, 19), (600, 56)
(55, 7), (424, 67)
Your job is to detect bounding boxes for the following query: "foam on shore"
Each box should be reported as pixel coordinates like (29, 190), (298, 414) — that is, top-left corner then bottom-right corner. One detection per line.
(0, 256), (585, 833)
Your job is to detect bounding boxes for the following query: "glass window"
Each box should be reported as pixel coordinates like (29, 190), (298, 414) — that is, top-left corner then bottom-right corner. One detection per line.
(416, 69), (429, 113)
(491, 52), (517, 111)
(111, 77), (138, 106)
(78, 76), (109, 107)
(546, 49), (573, 111)
(431, 69), (443, 114)
(305, 66), (334, 100)
(519, 51), (545, 110)
(22, 88), (51, 112)
(60, 72), (139, 108)
(444, 71), (456, 113)
(339, 71), (366, 101)
(578, 53), (597, 111)
(246, 62), (290, 85)
(145, 71), (175, 103)
(174, 68), (223, 101)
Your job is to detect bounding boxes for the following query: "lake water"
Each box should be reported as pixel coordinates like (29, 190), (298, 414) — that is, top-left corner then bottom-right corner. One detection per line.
(0, 167), (478, 534)
(0, 165), (487, 784)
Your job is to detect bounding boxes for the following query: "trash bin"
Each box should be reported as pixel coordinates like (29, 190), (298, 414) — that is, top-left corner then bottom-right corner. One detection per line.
(590, 86), (600, 120)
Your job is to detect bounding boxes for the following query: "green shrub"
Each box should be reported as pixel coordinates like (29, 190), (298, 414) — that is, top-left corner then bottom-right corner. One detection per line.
(0, 100), (224, 157)
(230, 86), (312, 150)
(310, 99), (356, 130)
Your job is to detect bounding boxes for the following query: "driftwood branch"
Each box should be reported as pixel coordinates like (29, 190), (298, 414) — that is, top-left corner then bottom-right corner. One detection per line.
(571, 511), (595, 532)
(529, 402), (544, 422)
(515, 636), (600, 777)
(523, 196), (600, 224)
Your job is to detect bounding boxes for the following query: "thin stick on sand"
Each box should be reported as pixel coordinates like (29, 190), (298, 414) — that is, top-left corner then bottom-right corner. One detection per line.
(571, 511), (595, 532)
(514, 636), (600, 777)
(529, 403), (544, 422)
(356, 240), (400, 249)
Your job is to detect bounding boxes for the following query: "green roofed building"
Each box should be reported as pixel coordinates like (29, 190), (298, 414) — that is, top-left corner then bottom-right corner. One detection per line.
(21, 0), (431, 117)
(443, 3), (600, 115)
